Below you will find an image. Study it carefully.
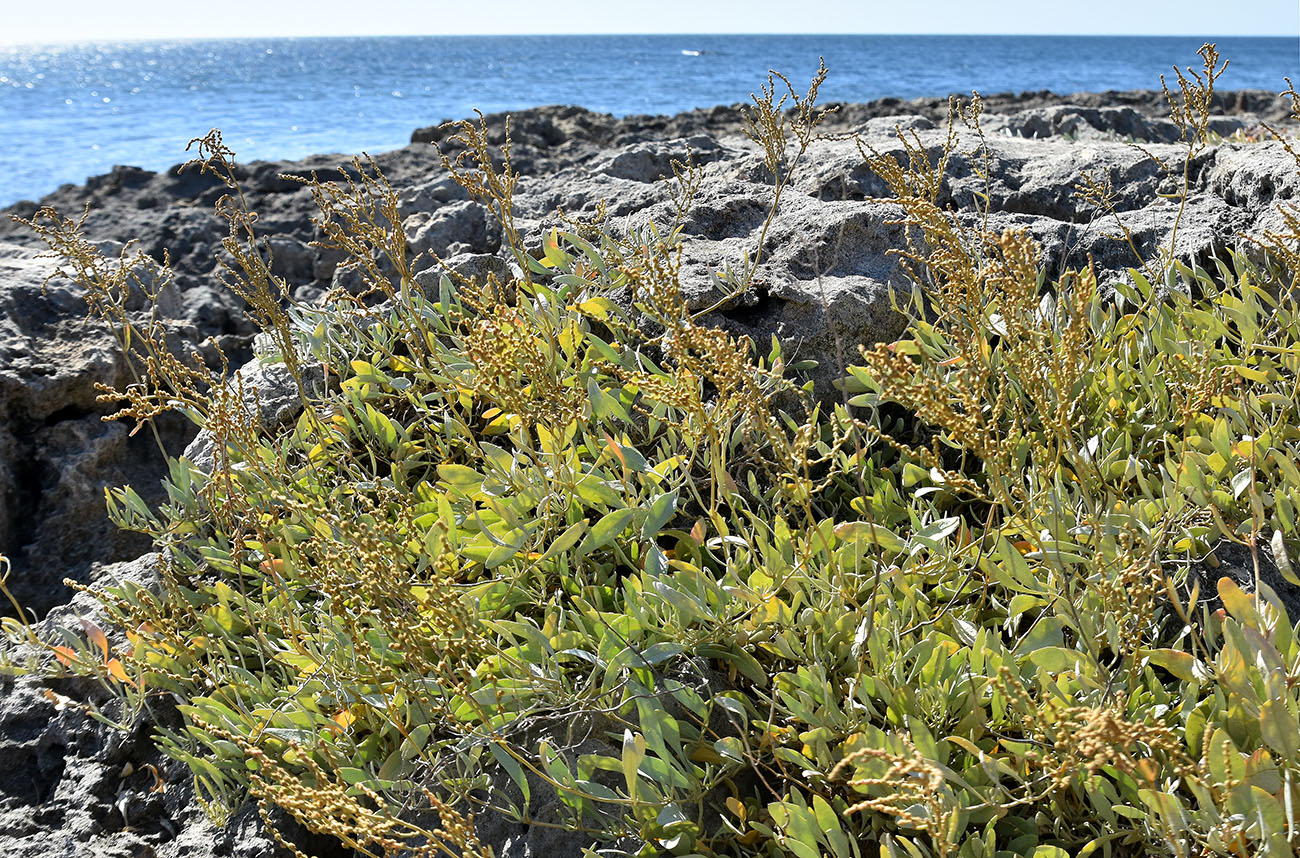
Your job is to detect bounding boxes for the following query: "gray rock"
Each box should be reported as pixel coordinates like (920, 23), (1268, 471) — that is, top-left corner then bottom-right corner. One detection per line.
(182, 348), (326, 476)
(397, 175), (472, 217)
(414, 251), (513, 289)
(404, 199), (499, 259)
(1204, 142), (1300, 244)
(0, 249), (194, 616)
(1191, 538), (1300, 624)
(265, 236), (316, 283)
(593, 135), (723, 183)
(40, 553), (162, 652)
(0, 670), (299, 858)
(995, 105), (1183, 142)
(859, 114), (937, 136)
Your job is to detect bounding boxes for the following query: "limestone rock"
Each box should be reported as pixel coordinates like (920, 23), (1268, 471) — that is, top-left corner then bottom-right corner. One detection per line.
(0, 249), (194, 616)
(404, 199), (499, 258)
(182, 345), (326, 476)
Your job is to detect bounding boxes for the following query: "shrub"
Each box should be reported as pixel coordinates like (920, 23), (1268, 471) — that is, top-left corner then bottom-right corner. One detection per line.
(7, 47), (1300, 858)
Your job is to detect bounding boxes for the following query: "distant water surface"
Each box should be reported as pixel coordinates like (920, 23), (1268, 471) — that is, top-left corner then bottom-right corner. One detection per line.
(1, 34), (1296, 205)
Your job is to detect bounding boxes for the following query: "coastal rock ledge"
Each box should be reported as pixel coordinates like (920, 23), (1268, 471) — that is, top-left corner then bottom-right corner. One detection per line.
(0, 87), (1297, 857)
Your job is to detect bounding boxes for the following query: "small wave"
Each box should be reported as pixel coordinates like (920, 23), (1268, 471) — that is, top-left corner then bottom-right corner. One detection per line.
(680, 49), (702, 57)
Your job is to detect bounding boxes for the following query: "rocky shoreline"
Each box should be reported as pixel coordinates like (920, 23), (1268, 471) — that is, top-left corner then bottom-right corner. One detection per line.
(0, 87), (1297, 857)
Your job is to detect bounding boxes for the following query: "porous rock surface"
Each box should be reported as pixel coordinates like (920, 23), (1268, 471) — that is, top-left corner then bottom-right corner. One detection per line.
(0, 87), (1296, 857)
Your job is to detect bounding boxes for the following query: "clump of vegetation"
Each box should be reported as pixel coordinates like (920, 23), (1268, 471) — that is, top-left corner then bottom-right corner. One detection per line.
(6, 46), (1300, 858)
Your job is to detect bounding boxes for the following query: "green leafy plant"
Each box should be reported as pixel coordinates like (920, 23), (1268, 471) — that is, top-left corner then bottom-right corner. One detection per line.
(5, 47), (1300, 858)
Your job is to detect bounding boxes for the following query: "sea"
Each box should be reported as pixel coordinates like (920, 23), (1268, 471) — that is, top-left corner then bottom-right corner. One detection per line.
(1, 34), (1296, 207)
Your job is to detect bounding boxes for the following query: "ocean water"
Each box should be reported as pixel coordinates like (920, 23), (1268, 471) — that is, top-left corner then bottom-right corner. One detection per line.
(1, 34), (1296, 206)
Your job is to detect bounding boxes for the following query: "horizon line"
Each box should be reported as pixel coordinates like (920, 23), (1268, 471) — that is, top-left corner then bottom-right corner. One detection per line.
(3, 31), (1296, 48)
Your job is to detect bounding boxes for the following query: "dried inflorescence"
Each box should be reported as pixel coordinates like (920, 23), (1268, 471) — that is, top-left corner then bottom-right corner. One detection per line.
(831, 743), (952, 855)
(209, 720), (490, 858)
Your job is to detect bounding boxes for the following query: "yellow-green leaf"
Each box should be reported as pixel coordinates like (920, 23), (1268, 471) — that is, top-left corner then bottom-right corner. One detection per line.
(1217, 577), (1263, 628)
(1145, 648), (1210, 682)
(1259, 699), (1299, 758)
(579, 508), (638, 556)
(833, 521), (905, 553)
(438, 464), (484, 496)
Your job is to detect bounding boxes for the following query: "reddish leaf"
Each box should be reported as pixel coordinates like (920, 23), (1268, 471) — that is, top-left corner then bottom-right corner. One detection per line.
(79, 618), (109, 664)
(105, 658), (136, 688)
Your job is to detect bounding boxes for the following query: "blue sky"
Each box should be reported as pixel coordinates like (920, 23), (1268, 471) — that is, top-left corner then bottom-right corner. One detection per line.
(4, 0), (1297, 43)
